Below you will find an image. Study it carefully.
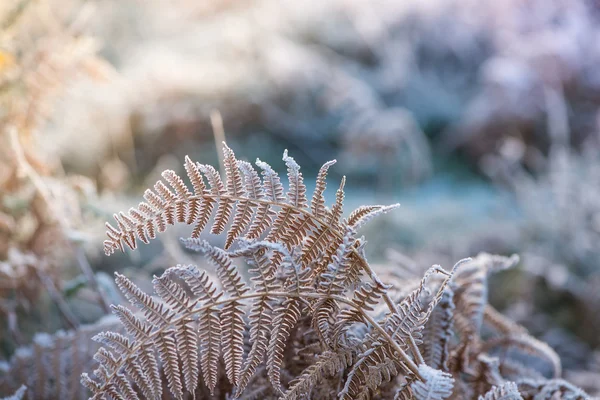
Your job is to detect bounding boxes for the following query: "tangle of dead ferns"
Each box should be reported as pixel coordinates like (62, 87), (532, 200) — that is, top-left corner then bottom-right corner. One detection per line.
(61, 143), (591, 400)
(0, 142), (587, 399)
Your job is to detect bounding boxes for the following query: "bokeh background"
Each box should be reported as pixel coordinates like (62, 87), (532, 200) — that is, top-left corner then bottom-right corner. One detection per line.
(1, 0), (600, 396)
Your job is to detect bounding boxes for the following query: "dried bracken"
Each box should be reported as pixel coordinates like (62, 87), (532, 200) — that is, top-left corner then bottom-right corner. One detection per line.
(0, 316), (122, 400)
(0, 0), (113, 343)
(77, 144), (591, 399)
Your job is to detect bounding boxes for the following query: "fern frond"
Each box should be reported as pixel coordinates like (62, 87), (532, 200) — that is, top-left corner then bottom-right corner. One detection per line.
(347, 205), (384, 227)
(335, 280), (389, 336)
(348, 204), (401, 229)
(174, 319), (199, 396)
(385, 265), (446, 345)
(339, 344), (400, 400)
(230, 240), (281, 293)
(232, 242), (279, 396)
(421, 287), (455, 371)
(328, 176), (346, 226)
(311, 159), (337, 219)
(394, 381), (415, 400)
(155, 330), (183, 399)
(410, 364), (454, 400)
(90, 144), (470, 399)
(181, 238), (250, 297)
(482, 333), (562, 378)
(267, 298), (302, 393)
(221, 145), (251, 247)
(318, 225), (356, 296)
(221, 299), (246, 386)
(281, 349), (353, 400)
(102, 146), (397, 305)
(201, 163), (233, 235)
(483, 305), (528, 337)
(517, 378), (589, 399)
(85, 270), (223, 398)
(170, 264), (223, 303)
(198, 306), (222, 394)
(282, 149), (307, 209)
(478, 382), (523, 400)
(110, 304), (152, 341)
(236, 294), (273, 396)
(162, 170), (192, 224)
(114, 273), (173, 327)
(354, 350), (401, 400)
(264, 150), (307, 245)
(339, 346), (378, 400)
(104, 340), (157, 400)
(453, 254), (518, 341)
(246, 159), (284, 240)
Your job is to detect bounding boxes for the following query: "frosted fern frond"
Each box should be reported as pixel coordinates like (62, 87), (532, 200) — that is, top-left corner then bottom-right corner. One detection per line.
(1, 385), (27, 400)
(280, 349), (354, 400)
(102, 143), (398, 291)
(411, 364), (454, 400)
(478, 382), (523, 400)
(421, 287), (455, 371)
(75, 143), (593, 400)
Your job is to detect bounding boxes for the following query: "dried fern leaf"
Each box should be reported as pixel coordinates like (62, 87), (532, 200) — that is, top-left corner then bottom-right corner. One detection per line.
(483, 333), (562, 379)
(453, 254), (519, 340)
(328, 176), (346, 226)
(201, 163), (233, 236)
(153, 274), (199, 395)
(339, 346), (378, 400)
(236, 294), (274, 396)
(335, 280), (389, 338)
(355, 351), (401, 400)
(246, 159), (284, 240)
(199, 306), (222, 394)
(339, 344), (400, 400)
(267, 298), (302, 393)
(102, 145), (397, 305)
(155, 329), (183, 399)
(115, 273), (174, 328)
(517, 378), (590, 400)
(318, 226), (356, 296)
(410, 364), (454, 400)
(311, 159), (336, 219)
(348, 204), (400, 229)
(385, 265), (447, 345)
(0, 316), (122, 400)
(394, 381), (415, 400)
(312, 227), (356, 345)
(85, 270), (220, 399)
(90, 144), (456, 399)
(421, 287), (455, 371)
(168, 267), (222, 393)
(281, 149), (307, 209)
(265, 150), (307, 244)
(299, 220), (339, 267)
(478, 382), (523, 400)
(483, 305), (527, 337)
(233, 243), (279, 396)
(185, 239), (248, 385)
(281, 349), (353, 400)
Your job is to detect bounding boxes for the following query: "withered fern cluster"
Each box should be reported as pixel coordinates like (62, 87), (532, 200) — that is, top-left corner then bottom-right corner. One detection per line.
(71, 143), (593, 400)
(0, 316), (122, 400)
